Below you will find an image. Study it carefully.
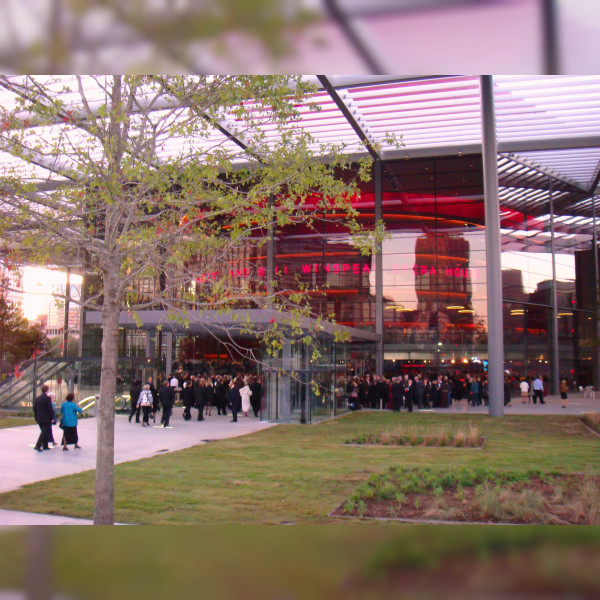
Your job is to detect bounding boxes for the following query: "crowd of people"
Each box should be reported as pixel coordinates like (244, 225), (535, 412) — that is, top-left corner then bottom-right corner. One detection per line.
(128, 371), (263, 427)
(344, 373), (490, 411)
(344, 371), (566, 411)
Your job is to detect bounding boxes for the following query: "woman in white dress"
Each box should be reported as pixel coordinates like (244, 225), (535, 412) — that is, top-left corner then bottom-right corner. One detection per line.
(239, 379), (252, 417)
(519, 378), (529, 404)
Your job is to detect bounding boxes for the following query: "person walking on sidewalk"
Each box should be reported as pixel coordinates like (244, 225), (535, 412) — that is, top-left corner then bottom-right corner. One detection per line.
(227, 380), (242, 422)
(560, 379), (569, 408)
(532, 375), (546, 405)
(59, 393), (83, 451)
(240, 378), (252, 417)
(128, 379), (142, 423)
(159, 379), (175, 427)
(138, 384), (154, 427)
(182, 379), (194, 421)
(33, 385), (54, 452)
(519, 377), (529, 404)
(47, 391), (58, 448)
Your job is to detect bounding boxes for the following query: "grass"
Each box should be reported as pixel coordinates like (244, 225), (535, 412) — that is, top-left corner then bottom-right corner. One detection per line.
(0, 412), (598, 524)
(0, 416), (35, 429)
(3, 528), (600, 600)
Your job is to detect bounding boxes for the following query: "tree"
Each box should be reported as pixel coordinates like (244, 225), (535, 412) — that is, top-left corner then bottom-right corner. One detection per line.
(1, 1), (318, 73)
(0, 295), (46, 378)
(0, 75), (382, 524)
(46, 335), (79, 358)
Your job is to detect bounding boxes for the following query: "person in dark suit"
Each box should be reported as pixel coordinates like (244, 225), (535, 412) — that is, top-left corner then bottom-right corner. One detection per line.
(181, 379), (194, 421)
(249, 375), (262, 417)
(215, 376), (227, 416)
(194, 376), (205, 421)
(422, 378), (432, 409)
(227, 380), (242, 422)
(376, 377), (388, 410)
(128, 379), (142, 423)
(159, 380), (175, 427)
(33, 384), (54, 451)
(415, 375), (425, 409)
(367, 376), (378, 409)
(391, 377), (403, 413)
(203, 377), (215, 417)
(403, 377), (415, 413)
(439, 376), (450, 409)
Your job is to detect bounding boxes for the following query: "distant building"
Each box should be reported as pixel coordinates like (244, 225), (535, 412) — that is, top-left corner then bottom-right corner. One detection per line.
(0, 263), (24, 308)
(45, 283), (81, 334)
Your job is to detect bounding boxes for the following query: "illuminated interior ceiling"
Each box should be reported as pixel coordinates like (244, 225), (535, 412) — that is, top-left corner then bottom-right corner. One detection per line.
(0, 74), (599, 222)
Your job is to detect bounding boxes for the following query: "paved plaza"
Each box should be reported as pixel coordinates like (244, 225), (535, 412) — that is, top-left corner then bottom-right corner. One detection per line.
(0, 392), (598, 525)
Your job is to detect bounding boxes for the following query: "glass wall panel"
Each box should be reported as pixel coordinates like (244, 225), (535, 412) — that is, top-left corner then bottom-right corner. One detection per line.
(379, 156), (486, 375)
(503, 302), (552, 396)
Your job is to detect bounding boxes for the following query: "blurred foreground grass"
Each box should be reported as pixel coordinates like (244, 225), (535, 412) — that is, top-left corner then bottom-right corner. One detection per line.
(1, 526), (600, 599)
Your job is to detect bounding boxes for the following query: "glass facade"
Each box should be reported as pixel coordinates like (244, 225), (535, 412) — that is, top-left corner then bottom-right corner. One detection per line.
(81, 154), (600, 420)
(499, 177), (597, 390)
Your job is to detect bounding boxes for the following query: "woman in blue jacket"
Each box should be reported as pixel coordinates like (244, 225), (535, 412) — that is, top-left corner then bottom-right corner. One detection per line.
(60, 392), (83, 451)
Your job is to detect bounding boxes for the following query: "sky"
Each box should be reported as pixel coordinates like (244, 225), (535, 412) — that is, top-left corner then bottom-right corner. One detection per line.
(20, 267), (82, 321)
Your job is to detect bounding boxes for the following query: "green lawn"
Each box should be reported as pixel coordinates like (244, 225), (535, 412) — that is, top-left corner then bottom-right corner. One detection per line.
(0, 412), (598, 524)
(0, 416), (34, 429)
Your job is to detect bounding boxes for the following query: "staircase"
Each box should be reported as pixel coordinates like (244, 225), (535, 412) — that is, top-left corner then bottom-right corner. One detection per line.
(0, 359), (77, 410)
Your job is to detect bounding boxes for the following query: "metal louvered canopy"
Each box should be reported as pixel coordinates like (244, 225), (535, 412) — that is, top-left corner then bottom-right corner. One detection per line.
(0, 74), (599, 199)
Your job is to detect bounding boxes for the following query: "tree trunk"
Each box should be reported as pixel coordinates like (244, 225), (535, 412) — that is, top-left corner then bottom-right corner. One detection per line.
(93, 270), (120, 525)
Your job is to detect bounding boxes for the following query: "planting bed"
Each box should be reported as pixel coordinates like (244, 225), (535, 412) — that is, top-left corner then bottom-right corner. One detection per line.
(346, 428), (484, 448)
(335, 467), (600, 525)
(581, 413), (600, 435)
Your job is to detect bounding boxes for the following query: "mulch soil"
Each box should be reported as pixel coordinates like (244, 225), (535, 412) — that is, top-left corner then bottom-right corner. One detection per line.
(347, 437), (486, 449)
(333, 474), (597, 525)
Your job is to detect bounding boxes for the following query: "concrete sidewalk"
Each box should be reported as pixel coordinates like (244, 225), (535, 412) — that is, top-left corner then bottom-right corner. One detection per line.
(442, 391), (600, 415)
(0, 407), (274, 525)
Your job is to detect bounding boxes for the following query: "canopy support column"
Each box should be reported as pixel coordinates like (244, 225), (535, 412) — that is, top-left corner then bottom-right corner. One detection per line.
(480, 75), (504, 417)
(374, 159), (384, 375)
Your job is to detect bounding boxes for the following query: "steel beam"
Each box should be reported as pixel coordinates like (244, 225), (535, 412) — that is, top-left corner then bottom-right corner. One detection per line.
(500, 152), (589, 194)
(548, 181), (560, 395)
(593, 196), (600, 387)
(380, 138), (600, 163)
(542, 0), (560, 74)
(480, 75), (504, 417)
(317, 75), (380, 160)
(589, 163), (600, 195)
(374, 159), (384, 375)
(322, 2), (387, 74)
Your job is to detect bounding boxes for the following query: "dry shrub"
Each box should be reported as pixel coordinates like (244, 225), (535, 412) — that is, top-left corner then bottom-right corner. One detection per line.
(409, 427), (419, 445)
(551, 483), (565, 504)
(423, 499), (464, 522)
(581, 413), (600, 432)
(436, 429), (449, 447)
(467, 424), (481, 447)
(423, 430), (437, 446)
(379, 432), (393, 445)
(474, 484), (546, 523)
(572, 477), (600, 524)
(453, 431), (467, 447)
